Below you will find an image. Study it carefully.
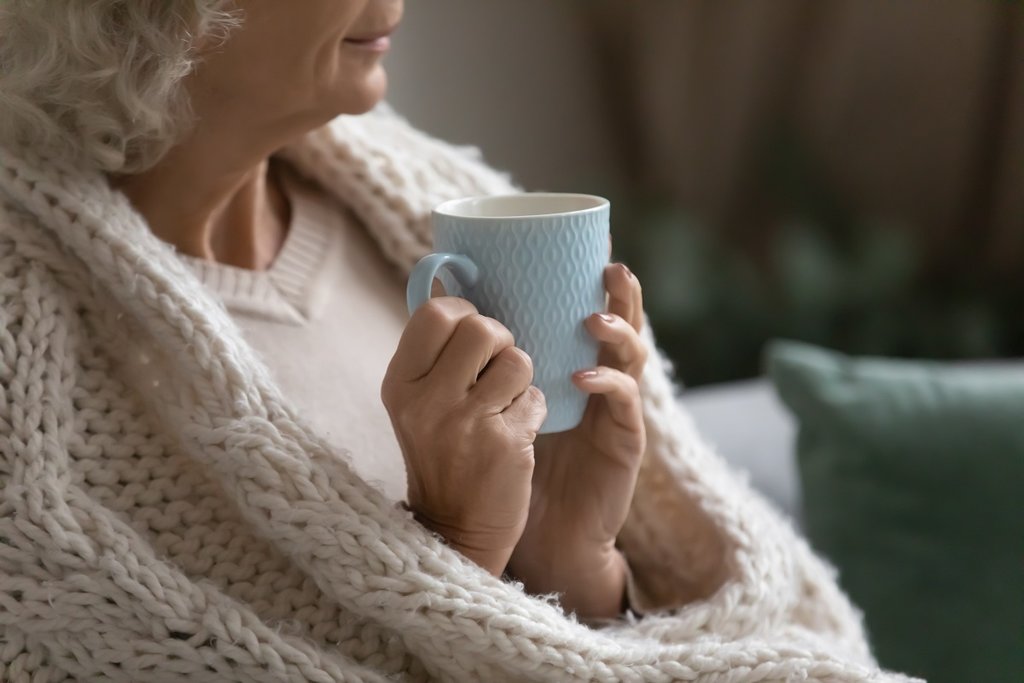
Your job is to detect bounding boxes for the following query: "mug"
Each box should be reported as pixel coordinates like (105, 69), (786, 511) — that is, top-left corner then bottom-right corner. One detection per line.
(406, 193), (610, 434)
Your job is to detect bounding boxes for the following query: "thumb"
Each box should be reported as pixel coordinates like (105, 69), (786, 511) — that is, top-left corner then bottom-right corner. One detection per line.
(502, 385), (548, 439)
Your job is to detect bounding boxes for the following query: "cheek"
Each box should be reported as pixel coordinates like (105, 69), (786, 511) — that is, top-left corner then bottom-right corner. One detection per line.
(264, 1), (366, 84)
(218, 1), (385, 115)
(312, 26), (389, 84)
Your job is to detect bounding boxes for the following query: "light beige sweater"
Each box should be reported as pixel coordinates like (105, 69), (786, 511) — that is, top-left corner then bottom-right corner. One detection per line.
(0, 105), (918, 682)
(178, 160), (410, 503)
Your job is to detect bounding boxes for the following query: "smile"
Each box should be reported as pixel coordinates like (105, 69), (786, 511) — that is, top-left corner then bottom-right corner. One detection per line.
(344, 24), (398, 52)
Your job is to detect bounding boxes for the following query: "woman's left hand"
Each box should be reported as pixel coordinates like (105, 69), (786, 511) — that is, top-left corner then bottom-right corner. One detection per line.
(507, 259), (648, 620)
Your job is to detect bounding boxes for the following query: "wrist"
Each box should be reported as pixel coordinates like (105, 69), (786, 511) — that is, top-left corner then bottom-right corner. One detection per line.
(513, 547), (628, 621)
(403, 502), (514, 578)
(452, 544), (511, 578)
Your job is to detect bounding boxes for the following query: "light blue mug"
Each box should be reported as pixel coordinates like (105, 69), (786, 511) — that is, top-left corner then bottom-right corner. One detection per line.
(407, 193), (610, 434)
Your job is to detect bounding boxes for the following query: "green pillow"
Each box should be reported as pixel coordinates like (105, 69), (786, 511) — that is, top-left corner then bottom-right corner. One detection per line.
(766, 340), (1024, 683)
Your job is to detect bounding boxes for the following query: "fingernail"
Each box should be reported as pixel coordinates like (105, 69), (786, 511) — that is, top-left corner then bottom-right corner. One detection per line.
(597, 313), (616, 324)
(620, 263), (634, 279)
(576, 369), (600, 379)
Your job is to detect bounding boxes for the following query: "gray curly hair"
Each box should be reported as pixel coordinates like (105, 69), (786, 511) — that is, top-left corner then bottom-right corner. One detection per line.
(0, 1), (243, 174)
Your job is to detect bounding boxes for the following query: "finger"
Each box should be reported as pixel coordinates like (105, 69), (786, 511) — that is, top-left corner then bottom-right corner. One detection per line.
(572, 367), (643, 431)
(502, 384), (548, 438)
(431, 278), (447, 298)
(585, 312), (648, 378)
(471, 345), (535, 412)
(629, 265), (644, 332)
(430, 314), (515, 396)
(389, 297), (478, 382)
(604, 263), (643, 333)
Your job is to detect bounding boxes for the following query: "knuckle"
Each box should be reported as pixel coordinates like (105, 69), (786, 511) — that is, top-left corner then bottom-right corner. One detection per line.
(418, 296), (449, 317)
(419, 297), (474, 328)
(460, 313), (493, 340)
(482, 316), (515, 344)
(465, 314), (514, 347)
(417, 298), (454, 329)
(501, 346), (533, 375)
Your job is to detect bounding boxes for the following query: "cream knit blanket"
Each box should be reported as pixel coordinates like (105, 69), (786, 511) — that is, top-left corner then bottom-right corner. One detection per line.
(0, 107), (917, 682)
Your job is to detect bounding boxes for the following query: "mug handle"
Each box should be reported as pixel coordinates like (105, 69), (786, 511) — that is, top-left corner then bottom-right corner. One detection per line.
(406, 252), (480, 314)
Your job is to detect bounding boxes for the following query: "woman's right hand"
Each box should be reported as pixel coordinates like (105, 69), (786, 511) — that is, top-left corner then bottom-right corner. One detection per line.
(381, 296), (548, 577)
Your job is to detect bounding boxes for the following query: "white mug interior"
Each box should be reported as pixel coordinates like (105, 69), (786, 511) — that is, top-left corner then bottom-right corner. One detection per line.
(434, 193), (608, 220)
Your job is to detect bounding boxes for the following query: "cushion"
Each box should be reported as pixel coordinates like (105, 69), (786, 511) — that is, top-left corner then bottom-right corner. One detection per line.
(766, 340), (1024, 683)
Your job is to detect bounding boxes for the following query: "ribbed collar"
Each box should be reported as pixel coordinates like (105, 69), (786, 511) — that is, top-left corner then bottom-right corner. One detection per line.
(176, 161), (337, 325)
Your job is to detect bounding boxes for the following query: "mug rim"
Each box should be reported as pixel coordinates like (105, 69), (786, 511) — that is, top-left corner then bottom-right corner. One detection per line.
(433, 192), (609, 221)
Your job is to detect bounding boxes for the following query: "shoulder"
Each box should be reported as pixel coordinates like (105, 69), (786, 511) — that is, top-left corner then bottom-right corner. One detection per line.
(0, 201), (87, 348)
(0, 200), (35, 288)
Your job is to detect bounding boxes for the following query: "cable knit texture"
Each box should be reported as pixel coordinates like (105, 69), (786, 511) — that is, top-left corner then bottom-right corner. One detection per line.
(0, 106), (918, 682)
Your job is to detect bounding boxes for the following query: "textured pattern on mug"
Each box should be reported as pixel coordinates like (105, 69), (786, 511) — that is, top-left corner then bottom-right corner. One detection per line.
(435, 210), (609, 433)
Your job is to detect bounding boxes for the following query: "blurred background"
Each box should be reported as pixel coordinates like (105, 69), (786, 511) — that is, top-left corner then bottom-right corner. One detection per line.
(386, 3), (1023, 682)
(388, 0), (1023, 387)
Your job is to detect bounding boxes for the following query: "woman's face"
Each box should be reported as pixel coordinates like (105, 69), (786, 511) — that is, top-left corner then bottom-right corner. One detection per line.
(189, 0), (404, 133)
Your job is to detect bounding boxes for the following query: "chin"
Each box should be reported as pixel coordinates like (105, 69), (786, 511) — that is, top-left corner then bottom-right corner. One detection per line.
(338, 67), (389, 115)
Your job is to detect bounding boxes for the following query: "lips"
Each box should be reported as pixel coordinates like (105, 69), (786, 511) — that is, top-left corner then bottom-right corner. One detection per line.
(345, 24), (399, 45)
(344, 35), (391, 51)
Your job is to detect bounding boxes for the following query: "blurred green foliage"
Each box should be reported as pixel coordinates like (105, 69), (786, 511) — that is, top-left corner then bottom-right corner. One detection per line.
(611, 129), (1023, 387)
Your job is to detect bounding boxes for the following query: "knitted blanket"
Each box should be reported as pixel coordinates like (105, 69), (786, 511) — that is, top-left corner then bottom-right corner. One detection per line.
(0, 106), (918, 682)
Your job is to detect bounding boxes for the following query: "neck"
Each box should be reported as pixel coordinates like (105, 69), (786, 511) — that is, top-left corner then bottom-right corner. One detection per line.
(108, 131), (293, 272)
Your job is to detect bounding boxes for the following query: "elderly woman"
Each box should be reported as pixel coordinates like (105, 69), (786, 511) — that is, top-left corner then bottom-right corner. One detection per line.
(0, 2), (913, 682)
